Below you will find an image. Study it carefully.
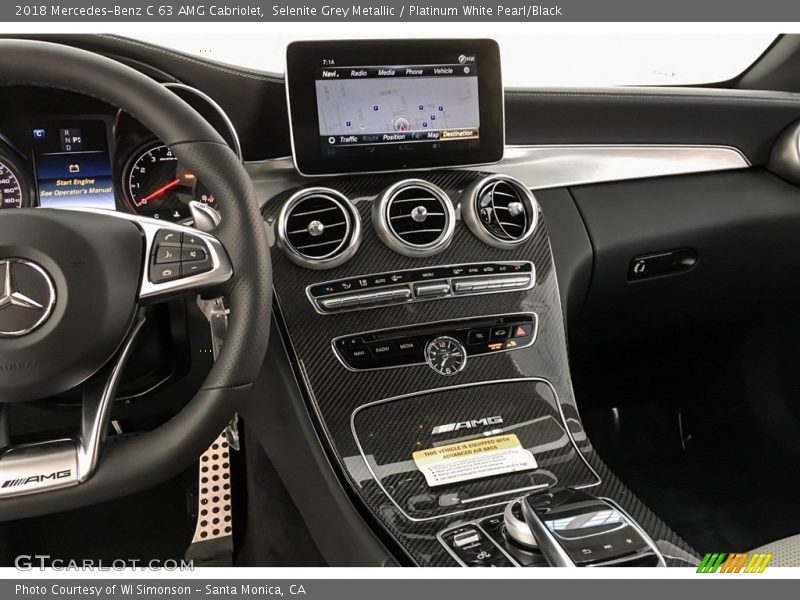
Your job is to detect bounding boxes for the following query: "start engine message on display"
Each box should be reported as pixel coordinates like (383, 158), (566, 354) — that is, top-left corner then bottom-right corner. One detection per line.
(31, 120), (115, 210)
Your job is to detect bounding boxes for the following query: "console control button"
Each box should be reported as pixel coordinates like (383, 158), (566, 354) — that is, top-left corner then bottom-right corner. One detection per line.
(490, 326), (510, 341)
(453, 530), (481, 548)
(395, 339), (419, 354)
(343, 346), (371, 362)
(369, 342), (394, 357)
(441, 526), (513, 567)
(414, 282), (451, 298)
(468, 329), (490, 345)
(512, 323), (533, 338)
(319, 297), (343, 311)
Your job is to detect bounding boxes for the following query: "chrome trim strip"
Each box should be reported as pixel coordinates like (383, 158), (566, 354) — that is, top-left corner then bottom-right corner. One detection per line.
(305, 260), (535, 316)
(249, 144), (750, 208)
(349, 377), (602, 523)
(331, 312), (539, 373)
(492, 144), (750, 190)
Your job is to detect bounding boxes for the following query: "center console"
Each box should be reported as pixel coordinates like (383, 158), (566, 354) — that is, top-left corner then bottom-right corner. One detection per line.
(258, 38), (696, 567)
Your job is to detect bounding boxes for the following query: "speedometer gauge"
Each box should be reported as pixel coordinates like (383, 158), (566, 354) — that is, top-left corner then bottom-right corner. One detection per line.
(125, 143), (217, 222)
(0, 160), (24, 210)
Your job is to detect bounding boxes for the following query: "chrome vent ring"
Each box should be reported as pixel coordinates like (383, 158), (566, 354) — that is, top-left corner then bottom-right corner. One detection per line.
(463, 175), (539, 249)
(277, 187), (361, 269)
(372, 179), (455, 257)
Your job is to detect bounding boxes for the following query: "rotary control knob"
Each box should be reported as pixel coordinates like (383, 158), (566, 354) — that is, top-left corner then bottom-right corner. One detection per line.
(424, 336), (467, 376)
(504, 499), (538, 549)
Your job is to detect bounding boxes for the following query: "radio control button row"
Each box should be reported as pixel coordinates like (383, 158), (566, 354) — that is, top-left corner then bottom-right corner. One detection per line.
(334, 314), (538, 371)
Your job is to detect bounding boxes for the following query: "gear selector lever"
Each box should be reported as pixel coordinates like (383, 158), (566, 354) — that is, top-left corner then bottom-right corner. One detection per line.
(504, 488), (666, 567)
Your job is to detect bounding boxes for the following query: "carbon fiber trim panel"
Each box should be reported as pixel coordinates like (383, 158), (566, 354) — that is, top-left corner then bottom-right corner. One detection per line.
(352, 379), (599, 522)
(263, 170), (698, 567)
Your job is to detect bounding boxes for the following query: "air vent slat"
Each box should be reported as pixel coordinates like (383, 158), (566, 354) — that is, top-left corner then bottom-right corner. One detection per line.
(278, 188), (361, 269)
(294, 239), (344, 250)
(372, 180), (455, 257)
(464, 176), (538, 249)
(290, 206), (341, 218)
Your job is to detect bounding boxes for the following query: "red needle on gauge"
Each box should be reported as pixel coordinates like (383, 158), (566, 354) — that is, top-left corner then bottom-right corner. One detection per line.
(139, 178), (181, 203)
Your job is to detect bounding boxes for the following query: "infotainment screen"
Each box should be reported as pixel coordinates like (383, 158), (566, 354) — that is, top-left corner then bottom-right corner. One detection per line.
(286, 39), (504, 176)
(31, 119), (115, 210)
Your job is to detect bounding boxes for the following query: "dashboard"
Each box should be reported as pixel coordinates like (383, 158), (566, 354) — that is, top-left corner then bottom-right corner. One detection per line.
(0, 84), (238, 223)
(3, 34), (780, 567)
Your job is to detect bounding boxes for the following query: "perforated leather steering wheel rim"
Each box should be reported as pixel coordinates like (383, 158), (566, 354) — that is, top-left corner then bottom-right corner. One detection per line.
(0, 39), (272, 519)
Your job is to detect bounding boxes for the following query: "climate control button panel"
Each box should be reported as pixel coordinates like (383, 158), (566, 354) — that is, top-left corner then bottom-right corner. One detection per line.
(307, 261), (534, 314)
(333, 313), (538, 372)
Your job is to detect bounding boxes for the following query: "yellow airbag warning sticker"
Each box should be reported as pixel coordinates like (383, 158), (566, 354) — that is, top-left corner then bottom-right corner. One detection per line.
(412, 434), (537, 487)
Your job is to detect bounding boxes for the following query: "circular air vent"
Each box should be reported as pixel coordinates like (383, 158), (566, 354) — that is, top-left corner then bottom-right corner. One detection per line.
(463, 175), (539, 248)
(372, 179), (455, 257)
(277, 187), (361, 269)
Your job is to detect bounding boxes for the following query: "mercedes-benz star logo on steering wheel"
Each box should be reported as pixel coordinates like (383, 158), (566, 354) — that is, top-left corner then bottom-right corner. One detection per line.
(0, 259), (56, 338)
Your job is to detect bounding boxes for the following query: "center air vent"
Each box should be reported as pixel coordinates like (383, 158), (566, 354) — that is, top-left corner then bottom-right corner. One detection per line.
(277, 187), (361, 269)
(372, 179), (455, 257)
(463, 175), (539, 249)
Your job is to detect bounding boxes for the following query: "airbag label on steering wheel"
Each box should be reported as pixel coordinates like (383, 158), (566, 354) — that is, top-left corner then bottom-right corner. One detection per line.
(412, 434), (537, 487)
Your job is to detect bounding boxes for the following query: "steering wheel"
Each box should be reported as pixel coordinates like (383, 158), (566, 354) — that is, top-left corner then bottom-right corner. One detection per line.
(0, 40), (272, 519)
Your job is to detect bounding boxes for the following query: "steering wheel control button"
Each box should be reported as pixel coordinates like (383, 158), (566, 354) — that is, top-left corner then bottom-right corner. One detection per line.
(150, 263), (181, 283)
(148, 228), (221, 283)
(154, 229), (182, 245)
(155, 246), (180, 264)
(181, 245), (208, 262)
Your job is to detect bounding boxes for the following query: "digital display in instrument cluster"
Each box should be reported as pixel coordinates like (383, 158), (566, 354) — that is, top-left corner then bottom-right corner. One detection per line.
(31, 120), (115, 210)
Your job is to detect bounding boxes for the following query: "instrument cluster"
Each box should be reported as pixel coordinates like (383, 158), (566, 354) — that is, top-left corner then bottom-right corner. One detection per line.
(0, 84), (239, 224)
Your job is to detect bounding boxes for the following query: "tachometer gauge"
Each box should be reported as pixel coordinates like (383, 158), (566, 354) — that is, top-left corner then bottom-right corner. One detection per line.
(125, 143), (217, 222)
(0, 159), (24, 210)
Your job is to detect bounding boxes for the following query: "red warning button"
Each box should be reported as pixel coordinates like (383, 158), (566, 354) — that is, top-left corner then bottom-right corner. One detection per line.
(512, 324), (533, 338)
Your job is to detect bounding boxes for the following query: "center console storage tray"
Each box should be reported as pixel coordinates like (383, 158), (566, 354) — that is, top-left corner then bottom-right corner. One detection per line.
(351, 378), (599, 520)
